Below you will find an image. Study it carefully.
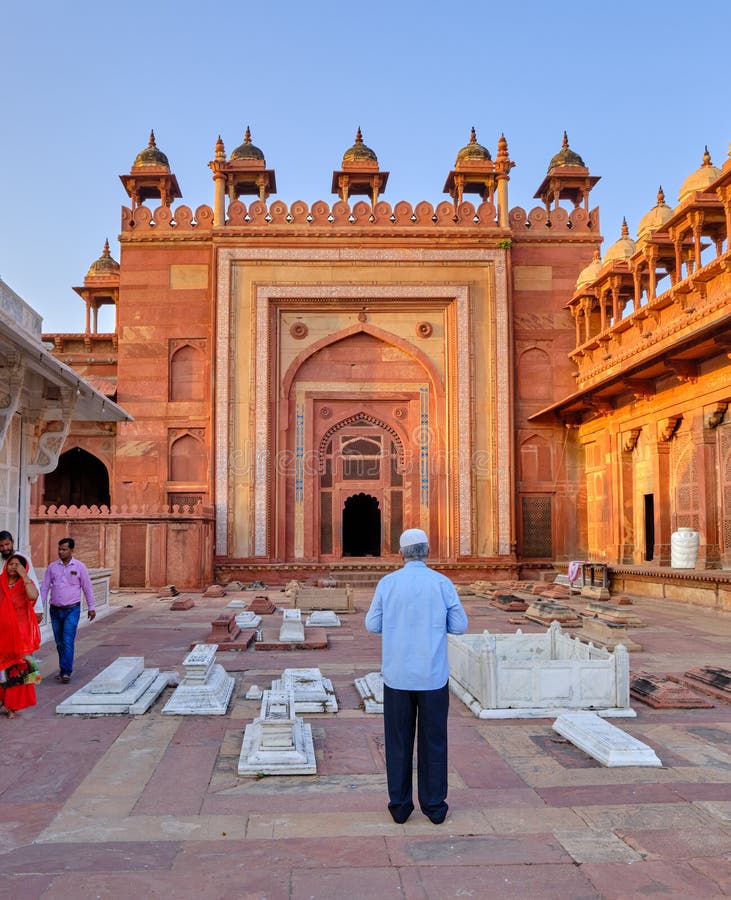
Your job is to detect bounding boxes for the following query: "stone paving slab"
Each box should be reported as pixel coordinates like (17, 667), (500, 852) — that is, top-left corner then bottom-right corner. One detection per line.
(4, 588), (731, 897)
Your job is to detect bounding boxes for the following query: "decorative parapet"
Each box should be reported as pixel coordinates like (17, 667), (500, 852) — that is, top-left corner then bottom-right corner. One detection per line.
(120, 198), (595, 238)
(34, 502), (214, 518)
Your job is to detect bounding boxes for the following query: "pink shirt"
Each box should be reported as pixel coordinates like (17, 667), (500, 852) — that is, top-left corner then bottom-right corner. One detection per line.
(40, 557), (96, 610)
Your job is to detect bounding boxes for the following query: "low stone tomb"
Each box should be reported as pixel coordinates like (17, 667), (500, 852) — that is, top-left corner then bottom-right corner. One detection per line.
(490, 590), (530, 612)
(271, 667), (338, 713)
(226, 599), (247, 609)
(279, 608), (305, 642)
(249, 594), (277, 614)
(675, 666), (731, 704)
(56, 656), (169, 715)
(293, 586), (354, 613)
(162, 644), (235, 715)
(203, 584), (227, 598)
(553, 712), (662, 767)
(245, 684), (263, 700)
(194, 611), (255, 651)
(577, 616), (643, 652)
(582, 603), (644, 627)
(235, 610), (262, 629)
(157, 584), (178, 598)
(238, 689), (317, 775)
(631, 672), (714, 708)
(448, 621), (634, 718)
(305, 610), (341, 627)
(525, 599), (581, 628)
(355, 671), (384, 713)
(170, 595), (195, 610)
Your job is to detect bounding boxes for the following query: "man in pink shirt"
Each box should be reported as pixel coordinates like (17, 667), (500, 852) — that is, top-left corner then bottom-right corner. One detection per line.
(40, 538), (96, 683)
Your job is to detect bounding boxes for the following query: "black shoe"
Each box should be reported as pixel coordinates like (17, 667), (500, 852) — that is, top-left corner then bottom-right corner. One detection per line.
(388, 803), (414, 824)
(424, 803), (448, 824)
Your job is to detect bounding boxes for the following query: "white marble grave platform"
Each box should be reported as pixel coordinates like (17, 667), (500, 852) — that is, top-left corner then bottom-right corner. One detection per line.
(553, 712), (662, 767)
(448, 621), (634, 719)
(271, 667), (338, 713)
(355, 671), (384, 713)
(56, 656), (169, 715)
(305, 610), (341, 627)
(226, 599), (247, 609)
(162, 644), (234, 715)
(238, 690), (316, 775)
(279, 608), (305, 642)
(235, 611), (262, 629)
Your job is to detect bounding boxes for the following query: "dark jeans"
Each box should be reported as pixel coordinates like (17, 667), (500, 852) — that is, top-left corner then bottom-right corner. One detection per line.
(383, 681), (450, 821)
(50, 603), (81, 676)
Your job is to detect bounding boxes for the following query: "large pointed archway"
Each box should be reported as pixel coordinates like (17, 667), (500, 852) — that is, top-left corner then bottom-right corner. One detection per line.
(342, 492), (381, 557)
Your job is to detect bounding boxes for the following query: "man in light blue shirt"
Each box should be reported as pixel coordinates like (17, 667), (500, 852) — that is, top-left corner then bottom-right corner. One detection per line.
(365, 528), (467, 824)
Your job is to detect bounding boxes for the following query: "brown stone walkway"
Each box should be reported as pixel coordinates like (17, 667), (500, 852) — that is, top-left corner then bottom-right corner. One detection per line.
(1, 587), (731, 898)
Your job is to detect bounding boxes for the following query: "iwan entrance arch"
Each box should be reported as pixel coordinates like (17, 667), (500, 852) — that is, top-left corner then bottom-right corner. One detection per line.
(214, 248), (514, 571)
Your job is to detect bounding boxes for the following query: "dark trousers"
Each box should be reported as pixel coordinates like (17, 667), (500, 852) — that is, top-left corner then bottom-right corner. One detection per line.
(383, 681), (449, 821)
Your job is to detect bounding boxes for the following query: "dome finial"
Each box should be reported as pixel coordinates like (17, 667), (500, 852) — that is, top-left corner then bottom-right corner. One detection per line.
(702, 145), (712, 166)
(562, 130), (569, 150)
(215, 135), (225, 161)
(355, 127), (363, 144)
(657, 185), (665, 205)
(497, 132), (508, 159)
(244, 126), (252, 144)
(149, 130), (156, 147)
(621, 216), (629, 237)
(102, 238), (111, 258)
(470, 126), (477, 144)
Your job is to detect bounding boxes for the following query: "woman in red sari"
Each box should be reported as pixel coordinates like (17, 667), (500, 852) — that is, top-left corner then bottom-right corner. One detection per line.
(0, 554), (41, 718)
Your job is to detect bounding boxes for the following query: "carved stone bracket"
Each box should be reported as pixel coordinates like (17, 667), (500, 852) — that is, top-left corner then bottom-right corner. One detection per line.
(0, 352), (25, 452)
(623, 428), (642, 453)
(585, 397), (613, 417)
(706, 401), (728, 429)
(26, 387), (77, 482)
(659, 414), (682, 442)
(625, 379), (654, 401)
(665, 358), (698, 384)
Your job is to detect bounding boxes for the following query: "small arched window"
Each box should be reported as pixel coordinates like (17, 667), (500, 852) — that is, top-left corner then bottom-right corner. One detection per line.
(170, 434), (206, 482)
(170, 344), (205, 402)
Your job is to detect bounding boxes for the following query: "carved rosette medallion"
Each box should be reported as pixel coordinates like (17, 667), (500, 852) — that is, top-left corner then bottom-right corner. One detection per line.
(416, 321), (433, 338)
(290, 322), (309, 340)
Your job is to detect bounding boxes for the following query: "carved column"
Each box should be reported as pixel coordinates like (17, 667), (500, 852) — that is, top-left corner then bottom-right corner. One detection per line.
(619, 429), (640, 563)
(653, 436), (673, 565)
(693, 412), (722, 568)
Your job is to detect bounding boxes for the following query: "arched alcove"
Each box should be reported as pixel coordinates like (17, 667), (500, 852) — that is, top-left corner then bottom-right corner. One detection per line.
(170, 433), (206, 482)
(43, 447), (110, 507)
(170, 344), (205, 402)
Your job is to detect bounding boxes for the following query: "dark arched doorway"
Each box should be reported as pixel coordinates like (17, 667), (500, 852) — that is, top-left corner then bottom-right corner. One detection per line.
(43, 448), (110, 507)
(342, 493), (381, 557)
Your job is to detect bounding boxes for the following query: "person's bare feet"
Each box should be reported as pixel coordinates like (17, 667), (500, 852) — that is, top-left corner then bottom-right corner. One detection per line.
(6, 709), (18, 719)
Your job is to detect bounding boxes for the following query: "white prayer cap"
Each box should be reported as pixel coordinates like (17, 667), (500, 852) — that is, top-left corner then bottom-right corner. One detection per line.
(399, 528), (428, 548)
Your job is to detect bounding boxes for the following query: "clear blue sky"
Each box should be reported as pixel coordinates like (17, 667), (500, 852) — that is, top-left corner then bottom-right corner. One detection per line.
(2, 0), (729, 334)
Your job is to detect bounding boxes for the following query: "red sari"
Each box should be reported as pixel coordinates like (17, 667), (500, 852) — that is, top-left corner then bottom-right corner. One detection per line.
(0, 563), (41, 712)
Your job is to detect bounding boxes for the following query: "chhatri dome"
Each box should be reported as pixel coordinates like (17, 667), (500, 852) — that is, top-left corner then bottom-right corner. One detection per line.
(230, 127), (266, 163)
(637, 187), (673, 238)
(547, 131), (585, 171)
(85, 239), (119, 278)
(575, 250), (602, 290)
(132, 130), (170, 170)
(342, 128), (378, 165)
(678, 147), (722, 203)
(456, 128), (491, 164)
(603, 218), (636, 263)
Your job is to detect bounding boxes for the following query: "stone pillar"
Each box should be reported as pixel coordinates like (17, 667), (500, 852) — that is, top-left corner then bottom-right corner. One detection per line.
(693, 415), (721, 568)
(496, 175), (509, 228)
(618, 431), (638, 563)
(213, 174), (226, 227)
(653, 438), (672, 565)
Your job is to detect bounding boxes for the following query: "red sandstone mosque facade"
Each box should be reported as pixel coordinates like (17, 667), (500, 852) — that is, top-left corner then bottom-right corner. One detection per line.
(30, 129), (731, 592)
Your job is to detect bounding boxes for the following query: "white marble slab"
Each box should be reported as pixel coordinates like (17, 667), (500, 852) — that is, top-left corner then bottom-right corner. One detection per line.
(355, 672), (384, 713)
(161, 663), (234, 715)
(245, 684), (263, 700)
(282, 608), (302, 621)
(553, 712), (662, 767)
(271, 668), (338, 713)
(305, 610), (341, 627)
(235, 611), (262, 629)
(226, 599), (247, 609)
(279, 620), (305, 642)
(182, 644), (217, 683)
(56, 667), (168, 715)
(238, 690), (316, 775)
(88, 657), (145, 694)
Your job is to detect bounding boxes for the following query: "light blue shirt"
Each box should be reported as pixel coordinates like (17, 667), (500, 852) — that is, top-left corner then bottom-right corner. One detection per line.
(365, 560), (468, 690)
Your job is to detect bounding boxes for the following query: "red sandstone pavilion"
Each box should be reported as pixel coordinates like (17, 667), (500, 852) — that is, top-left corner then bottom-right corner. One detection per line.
(29, 128), (731, 598)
